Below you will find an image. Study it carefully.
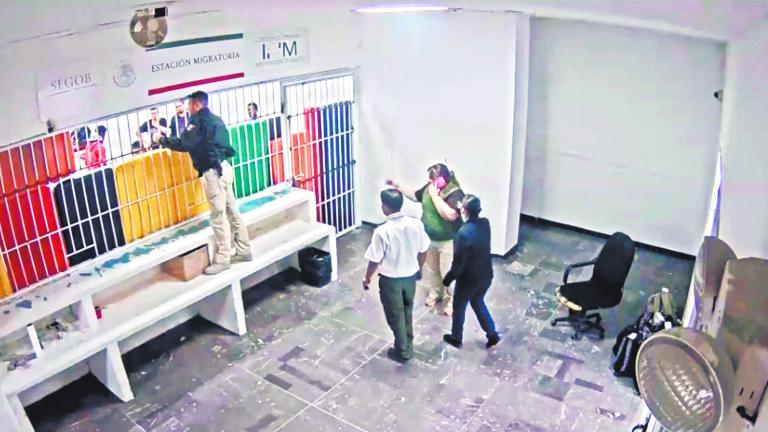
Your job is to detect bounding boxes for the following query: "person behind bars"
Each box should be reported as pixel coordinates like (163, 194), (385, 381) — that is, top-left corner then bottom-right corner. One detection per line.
(154, 90), (252, 275)
(364, 189), (430, 363)
(441, 195), (500, 349)
(387, 163), (465, 316)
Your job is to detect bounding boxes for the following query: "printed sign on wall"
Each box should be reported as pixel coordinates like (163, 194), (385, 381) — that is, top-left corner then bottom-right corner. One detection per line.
(36, 61), (106, 124)
(142, 32), (246, 96)
(35, 29), (309, 129)
(250, 29), (309, 68)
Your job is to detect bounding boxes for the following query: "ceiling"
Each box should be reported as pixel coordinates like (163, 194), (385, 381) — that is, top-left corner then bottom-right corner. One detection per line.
(0, 0), (766, 47)
(353, 0), (768, 40)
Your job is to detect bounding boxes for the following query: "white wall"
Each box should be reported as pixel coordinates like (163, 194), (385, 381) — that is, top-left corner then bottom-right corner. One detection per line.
(523, 18), (725, 254)
(719, 22), (768, 259)
(0, 0), (358, 146)
(356, 10), (525, 255)
(359, 0), (768, 41)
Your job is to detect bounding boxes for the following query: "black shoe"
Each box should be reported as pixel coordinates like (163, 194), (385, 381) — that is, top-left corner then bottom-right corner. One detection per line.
(386, 348), (410, 363)
(486, 334), (501, 349)
(443, 334), (463, 348)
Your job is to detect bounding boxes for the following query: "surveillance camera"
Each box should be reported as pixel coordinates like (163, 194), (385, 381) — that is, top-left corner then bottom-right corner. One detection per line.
(714, 89), (723, 102)
(46, 119), (55, 133)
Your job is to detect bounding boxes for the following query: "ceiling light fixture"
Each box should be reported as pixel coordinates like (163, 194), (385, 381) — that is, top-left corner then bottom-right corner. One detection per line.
(353, 5), (450, 14)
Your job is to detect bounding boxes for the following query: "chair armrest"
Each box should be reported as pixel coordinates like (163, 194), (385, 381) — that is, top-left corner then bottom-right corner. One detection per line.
(563, 260), (597, 284)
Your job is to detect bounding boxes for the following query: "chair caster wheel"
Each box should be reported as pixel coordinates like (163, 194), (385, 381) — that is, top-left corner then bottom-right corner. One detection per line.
(598, 332), (605, 340)
(571, 332), (582, 341)
(550, 320), (557, 327)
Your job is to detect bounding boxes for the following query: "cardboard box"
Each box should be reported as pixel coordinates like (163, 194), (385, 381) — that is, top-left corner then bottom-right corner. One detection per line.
(162, 246), (209, 281)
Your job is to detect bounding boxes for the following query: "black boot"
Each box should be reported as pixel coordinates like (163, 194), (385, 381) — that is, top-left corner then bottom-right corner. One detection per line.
(386, 347), (409, 363)
(443, 334), (463, 348)
(486, 334), (501, 349)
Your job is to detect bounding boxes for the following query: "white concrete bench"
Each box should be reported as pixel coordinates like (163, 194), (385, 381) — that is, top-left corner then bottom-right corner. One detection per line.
(0, 185), (337, 432)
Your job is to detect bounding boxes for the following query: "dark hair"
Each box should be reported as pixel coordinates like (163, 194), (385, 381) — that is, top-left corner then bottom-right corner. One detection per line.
(96, 125), (107, 140)
(247, 102), (258, 111)
(149, 107), (159, 112)
(380, 188), (404, 212)
(187, 90), (209, 106)
(428, 163), (451, 181)
(462, 194), (481, 220)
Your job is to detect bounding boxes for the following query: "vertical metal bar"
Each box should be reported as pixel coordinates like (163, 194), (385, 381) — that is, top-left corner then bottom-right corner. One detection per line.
(158, 107), (173, 228)
(115, 113), (132, 243)
(131, 111), (149, 239)
(351, 73), (360, 228)
(243, 87), (253, 196)
(280, 81), (292, 187)
(97, 129), (120, 251)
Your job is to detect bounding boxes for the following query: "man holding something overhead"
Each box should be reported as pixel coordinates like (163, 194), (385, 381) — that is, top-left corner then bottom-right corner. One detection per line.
(364, 189), (430, 363)
(154, 90), (252, 275)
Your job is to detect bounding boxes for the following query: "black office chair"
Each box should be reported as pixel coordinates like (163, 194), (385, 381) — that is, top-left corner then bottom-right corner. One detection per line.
(551, 232), (636, 340)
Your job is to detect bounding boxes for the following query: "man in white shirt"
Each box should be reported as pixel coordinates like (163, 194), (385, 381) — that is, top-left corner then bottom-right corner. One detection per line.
(364, 189), (430, 363)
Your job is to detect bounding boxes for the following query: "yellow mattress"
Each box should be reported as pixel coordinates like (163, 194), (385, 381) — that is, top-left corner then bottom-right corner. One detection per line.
(115, 150), (208, 243)
(169, 151), (209, 220)
(0, 258), (11, 298)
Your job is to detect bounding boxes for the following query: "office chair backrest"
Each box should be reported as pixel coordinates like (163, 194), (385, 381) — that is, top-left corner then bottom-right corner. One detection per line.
(593, 232), (636, 290)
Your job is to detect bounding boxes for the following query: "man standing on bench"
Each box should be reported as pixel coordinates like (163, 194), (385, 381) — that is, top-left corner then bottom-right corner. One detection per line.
(154, 90), (253, 275)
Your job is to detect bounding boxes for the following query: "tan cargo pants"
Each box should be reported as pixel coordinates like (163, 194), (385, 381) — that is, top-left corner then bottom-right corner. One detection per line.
(426, 240), (454, 305)
(202, 161), (250, 265)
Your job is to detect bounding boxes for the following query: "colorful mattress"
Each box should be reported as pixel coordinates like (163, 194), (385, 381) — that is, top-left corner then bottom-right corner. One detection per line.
(0, 185), (69, 292)
(114, 150), (180, 243)
(53, 167), (126, 266)
(0, 132), (75, 197)
(168, 151), (209, 220)
(0, 257), (12, 298)
(229, 120), (273, 199)
(320, 102), (354, 233)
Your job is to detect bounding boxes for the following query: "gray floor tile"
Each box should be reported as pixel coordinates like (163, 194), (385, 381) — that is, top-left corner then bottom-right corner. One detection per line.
(28, 220), (693, 432)
(279, 407), (363, 432)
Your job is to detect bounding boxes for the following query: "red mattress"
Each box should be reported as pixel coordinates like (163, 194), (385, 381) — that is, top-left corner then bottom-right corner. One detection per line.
(291, 131), (323, 221)
(303, 108), (325, 201)
(0, 185), (69, 291)
(269, 138), (286, 184)
(0, 132), (75, 197)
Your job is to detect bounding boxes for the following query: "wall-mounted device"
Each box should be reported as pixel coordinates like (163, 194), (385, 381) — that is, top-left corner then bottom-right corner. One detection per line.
(130, 7), (168, 48)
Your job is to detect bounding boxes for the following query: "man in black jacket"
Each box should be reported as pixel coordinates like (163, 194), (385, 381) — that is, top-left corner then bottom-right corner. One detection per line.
(155, 90), (252, 275)
(441, 195), (500, 349)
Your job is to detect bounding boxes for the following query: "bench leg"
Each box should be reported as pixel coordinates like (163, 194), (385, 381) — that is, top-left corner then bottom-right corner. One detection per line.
(74, 296), (99, 332)
(198, 281), (247, 336)
(0, 392), (34, 432)
(88, 342), (134, 402)
(328, 233), (338, 282)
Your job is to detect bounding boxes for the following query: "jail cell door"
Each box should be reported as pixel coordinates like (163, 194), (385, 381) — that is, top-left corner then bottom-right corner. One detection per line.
(283, 75), (357, 235)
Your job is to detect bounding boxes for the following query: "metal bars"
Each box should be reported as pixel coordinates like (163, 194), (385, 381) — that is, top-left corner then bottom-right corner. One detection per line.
(0, 72), (356, 297)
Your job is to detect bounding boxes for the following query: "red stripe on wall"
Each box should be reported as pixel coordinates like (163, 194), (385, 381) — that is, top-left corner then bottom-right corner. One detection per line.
(148, 72), (245, 96)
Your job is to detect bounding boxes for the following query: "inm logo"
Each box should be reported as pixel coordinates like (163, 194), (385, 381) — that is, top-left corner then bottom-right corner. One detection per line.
(281, 40), (298, 57)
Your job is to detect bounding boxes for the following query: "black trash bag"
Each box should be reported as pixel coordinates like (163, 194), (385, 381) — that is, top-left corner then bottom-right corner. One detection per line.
(298, 247), (332, 287)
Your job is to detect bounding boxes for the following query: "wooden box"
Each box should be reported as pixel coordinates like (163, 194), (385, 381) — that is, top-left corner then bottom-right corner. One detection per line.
(162, 246), (209, 281)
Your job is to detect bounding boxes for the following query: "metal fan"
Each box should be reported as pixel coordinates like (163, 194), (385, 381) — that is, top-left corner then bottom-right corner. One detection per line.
(636, 328), (735, 432)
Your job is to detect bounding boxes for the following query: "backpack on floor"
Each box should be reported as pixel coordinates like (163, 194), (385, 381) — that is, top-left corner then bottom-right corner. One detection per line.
(612, 310), (677, 392)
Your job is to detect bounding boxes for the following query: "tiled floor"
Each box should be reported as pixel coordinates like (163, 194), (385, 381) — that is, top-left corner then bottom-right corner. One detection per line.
(27, 220), (693, 432)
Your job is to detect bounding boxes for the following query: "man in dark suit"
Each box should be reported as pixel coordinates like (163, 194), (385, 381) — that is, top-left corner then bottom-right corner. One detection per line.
(442, 195), (500, 349)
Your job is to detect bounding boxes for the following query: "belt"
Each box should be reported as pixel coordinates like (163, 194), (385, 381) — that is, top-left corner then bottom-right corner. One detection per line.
(380, 272), (419, 281)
